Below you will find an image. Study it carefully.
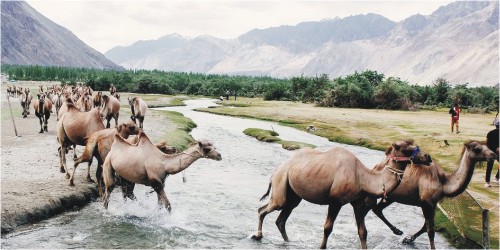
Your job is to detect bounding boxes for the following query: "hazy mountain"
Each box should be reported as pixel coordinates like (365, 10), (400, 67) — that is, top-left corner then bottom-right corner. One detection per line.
(1, 1), (123, 70)
(106, 1), (498, 86)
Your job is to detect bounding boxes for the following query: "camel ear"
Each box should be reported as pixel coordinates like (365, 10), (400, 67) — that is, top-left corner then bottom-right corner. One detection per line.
(392, 143), (401, 151)
(117, 123), (123, 132)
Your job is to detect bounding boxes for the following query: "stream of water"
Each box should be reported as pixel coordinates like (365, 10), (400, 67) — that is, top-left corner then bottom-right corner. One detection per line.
(1, 98), (452, 249)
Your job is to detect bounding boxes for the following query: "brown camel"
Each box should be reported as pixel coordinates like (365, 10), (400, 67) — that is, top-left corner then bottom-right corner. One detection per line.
(102, 131), (222, 210)
(252, 140), (432, 249)
(52, 92), (63, 120)
(364, 140), (496, 249)
(33, 93), (53, 133)
(109, 84), (117, 96)
(75, 92), (92, 112)
(20, 88), (33, 118)
(101, 94), (120, 128)
(70, 120), (141, 191)
(56, 103), (105, 179)
(93, 91), (103, 108)
(128, 96), (148, 128)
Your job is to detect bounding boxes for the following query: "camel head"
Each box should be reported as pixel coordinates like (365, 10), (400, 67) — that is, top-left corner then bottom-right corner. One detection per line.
(116, 120), (141, 137)
(387, 140), (432, 166)
(196, 140), (222, 161)
(461, 140), (497, 162)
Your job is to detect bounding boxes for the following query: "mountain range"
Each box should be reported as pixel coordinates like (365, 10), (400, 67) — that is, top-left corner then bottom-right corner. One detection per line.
(1, 1), (123, 70)
(1, 1), (498, 86)
(105, 1), (499, 86)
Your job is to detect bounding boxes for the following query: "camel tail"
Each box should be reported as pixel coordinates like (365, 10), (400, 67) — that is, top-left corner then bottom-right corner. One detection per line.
(259, 181), (272, 201)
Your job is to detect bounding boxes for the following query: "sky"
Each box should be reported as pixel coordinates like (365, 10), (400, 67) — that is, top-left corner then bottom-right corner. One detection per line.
(26, 0), (453, 54)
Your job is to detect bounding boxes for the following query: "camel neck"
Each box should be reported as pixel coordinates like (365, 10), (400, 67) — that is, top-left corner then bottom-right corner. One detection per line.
(443, 150), (476, 197)
(359, 161), (406, 197)
(164, 146), (203, 175)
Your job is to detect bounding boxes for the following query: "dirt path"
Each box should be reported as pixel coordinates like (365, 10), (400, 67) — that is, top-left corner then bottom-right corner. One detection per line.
(1, 81), (176, 234)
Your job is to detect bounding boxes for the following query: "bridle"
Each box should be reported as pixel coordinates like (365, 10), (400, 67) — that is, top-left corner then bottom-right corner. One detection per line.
(382, 146), (420, 202)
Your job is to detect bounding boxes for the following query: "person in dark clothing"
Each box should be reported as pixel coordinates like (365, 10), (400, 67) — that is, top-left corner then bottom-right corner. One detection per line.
(485, 119), (499, 187)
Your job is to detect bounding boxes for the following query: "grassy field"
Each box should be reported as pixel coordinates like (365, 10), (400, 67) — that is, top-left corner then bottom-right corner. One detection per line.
(197, 97), (499, 249)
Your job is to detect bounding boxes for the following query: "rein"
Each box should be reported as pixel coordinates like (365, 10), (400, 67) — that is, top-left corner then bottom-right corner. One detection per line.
(381, 146), (420, 202)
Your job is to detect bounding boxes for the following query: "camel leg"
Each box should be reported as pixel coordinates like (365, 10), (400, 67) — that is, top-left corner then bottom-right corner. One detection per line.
(138, 117), (144, 129)
(275, 190), (301, 241)
(37, 116), (44, 133)
(106, 116), (112, 128)
(121, 181), (137, 201)
(152, 181), (171, 211)
(372, 199), (403, 235)
(102, 160), (115, 209)
(114, 114), (119, 127)
(320, 203), (342, 249)
(44, 114), (49, 132)
(352, 199), (368, 249)
(96, 163), (104, 199)
(252, 201), (282, 241)
(402, 204), (436, 249)
(58, 142), (70, 179)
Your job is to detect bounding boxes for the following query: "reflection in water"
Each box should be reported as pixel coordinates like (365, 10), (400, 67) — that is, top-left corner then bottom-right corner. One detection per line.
(1, 99), (452, 249)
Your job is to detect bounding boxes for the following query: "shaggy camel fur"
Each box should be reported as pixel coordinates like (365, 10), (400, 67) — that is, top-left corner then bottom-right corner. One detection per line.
(102, 131), (222, 210)
(128, 96), (148, 128)
(70, 121), (141, 192)
(364, 140), (496, 249)
(33, 93), (53, 133)
(101, 94), (120, 128)
(252, 140), (432, 249)
(57, 103), (105, 179)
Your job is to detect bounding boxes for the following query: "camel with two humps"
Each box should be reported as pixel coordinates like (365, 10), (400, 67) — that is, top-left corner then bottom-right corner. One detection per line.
(102, 131), (222, 210)
(101, 94), (120, 128)
(364, 140), (496, 249)
(252, 140), (432, 249)
(33, 93), (53, 133)
(20, 88), (33, 118)
(128, 96), (148, 128)
(70, 120), (141, 192)
(56, 103), (105, 179)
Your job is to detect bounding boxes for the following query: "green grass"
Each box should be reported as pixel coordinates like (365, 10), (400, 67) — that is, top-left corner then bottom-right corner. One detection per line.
(156, 110), (196, 151)
(434, 208), (483, 249)
(243, 128), (280, 142)
(243, 128), (316, 150)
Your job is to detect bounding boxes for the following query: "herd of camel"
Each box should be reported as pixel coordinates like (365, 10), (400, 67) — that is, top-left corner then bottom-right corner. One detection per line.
(5, 83), (497, 249)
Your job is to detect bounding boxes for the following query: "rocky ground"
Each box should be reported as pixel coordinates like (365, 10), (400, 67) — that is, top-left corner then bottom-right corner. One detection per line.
(1, 81), (176, 234)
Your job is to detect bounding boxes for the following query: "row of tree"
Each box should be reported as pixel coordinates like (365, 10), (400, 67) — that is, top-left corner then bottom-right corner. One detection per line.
(2, 64), (498, 111)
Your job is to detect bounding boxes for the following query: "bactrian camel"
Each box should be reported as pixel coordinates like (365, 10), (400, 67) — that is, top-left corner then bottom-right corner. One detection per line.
(252, 140), (432, 249)
(101, 94), (120, 128)
(33, 93), (53, 133)
(102, 131), (222, 210)
(128, 96), (148, 128)
(57, 103), (105, 179)
(365, 140), (496, 249)
(70, 120), (141, 192)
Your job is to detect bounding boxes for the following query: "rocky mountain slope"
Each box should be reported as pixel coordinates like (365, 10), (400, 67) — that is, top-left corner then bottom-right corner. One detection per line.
(1, 1), (123, 70)
(106, 1), (498, 86)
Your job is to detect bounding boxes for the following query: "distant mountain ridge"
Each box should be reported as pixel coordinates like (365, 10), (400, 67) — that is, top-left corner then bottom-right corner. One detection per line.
(1, 1), (123, 70)
(105, 1), (499, 86)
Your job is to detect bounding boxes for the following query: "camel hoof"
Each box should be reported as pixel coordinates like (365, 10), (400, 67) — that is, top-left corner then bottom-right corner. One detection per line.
(402, 237), (414, 244)
(60, 169), (66, 173)
(251, 235), (263, 241)
(65, 174), (70, 179)
(392, 228), (403, 235)
(69, 181), (75, 186)
(87, 178), (95, 183)
(39, 131), (44, 133)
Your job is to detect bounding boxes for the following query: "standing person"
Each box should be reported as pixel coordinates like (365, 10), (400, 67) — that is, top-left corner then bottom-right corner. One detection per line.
(448, 102), (461, 133)
(485, 119), (499, 187)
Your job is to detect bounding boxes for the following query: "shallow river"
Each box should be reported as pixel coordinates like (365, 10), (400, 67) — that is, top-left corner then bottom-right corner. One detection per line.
(1, 99), (452, 249)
